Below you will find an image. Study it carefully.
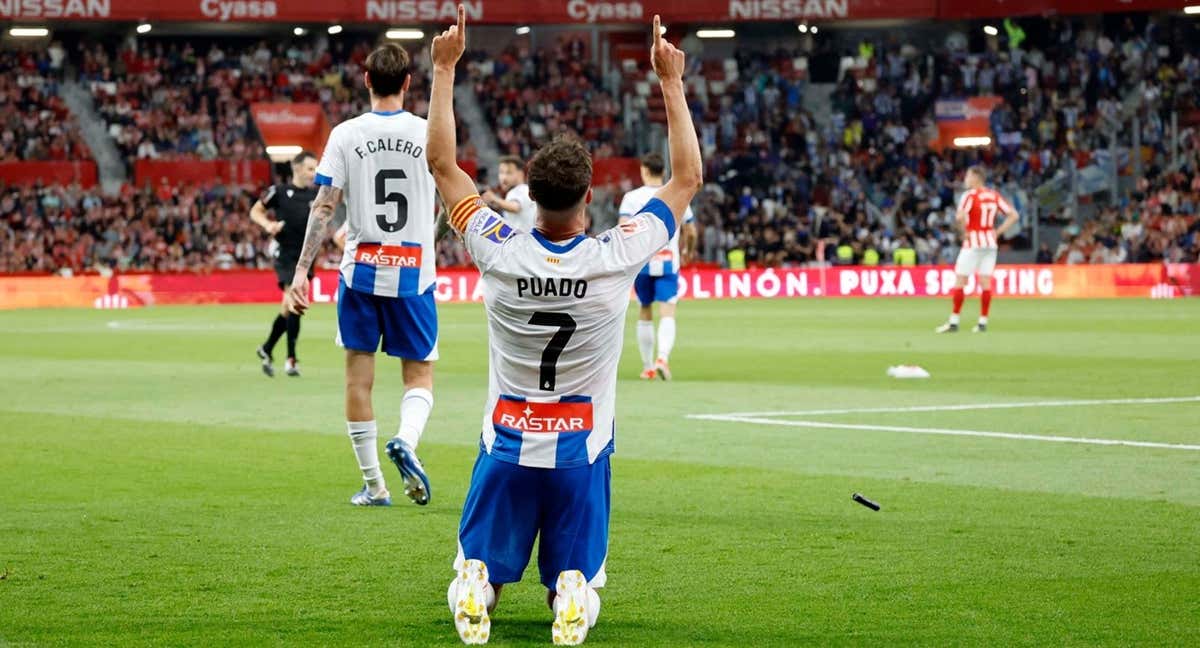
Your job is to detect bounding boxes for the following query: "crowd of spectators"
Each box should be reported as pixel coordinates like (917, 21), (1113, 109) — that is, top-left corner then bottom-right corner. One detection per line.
(1052, 141), (1200, 265)
(0, 181), (341, 274)
(675, 13), (1200, 267)
(4, 14), (1200, 275)
(76, 36), (470, 170)
(0, 47), (90, 162)
(465, 36), (631, 160)
(79, 40), (263, 166)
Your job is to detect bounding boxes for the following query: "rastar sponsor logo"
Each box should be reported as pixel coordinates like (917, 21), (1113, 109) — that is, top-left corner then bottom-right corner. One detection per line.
(493, 399), (593, 434)
(365, 0), (481, 21)
(354, 244), (422, 268)
(200, 0), (277, 21)
(567, 0), (643, 22)
(0, 0), (110, 18)
(728, 0), (848, 20)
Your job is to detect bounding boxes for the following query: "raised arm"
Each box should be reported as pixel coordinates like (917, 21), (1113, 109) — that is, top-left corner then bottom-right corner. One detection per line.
(427, 4), (476, 211)
(651, 15), (703, 227)
(284, 184), (342, 315)
(483, 191), (521, 214)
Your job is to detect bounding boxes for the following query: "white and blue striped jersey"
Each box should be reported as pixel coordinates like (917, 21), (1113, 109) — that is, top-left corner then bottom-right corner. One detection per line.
(618, 184), (694, 277)
(448, 194), (675, 469)
(315, 109), (438, 297)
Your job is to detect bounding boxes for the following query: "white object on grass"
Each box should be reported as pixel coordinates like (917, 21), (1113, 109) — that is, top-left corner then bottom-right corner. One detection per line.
(887, 365), (931, 379)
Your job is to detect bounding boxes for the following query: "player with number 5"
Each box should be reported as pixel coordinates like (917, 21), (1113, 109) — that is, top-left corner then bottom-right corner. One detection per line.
(285, 43), (438, 509)
(426, 7), (702, 645)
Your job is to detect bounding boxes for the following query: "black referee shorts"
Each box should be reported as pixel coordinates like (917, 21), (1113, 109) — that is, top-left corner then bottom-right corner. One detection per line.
(274, 261), (314, 291)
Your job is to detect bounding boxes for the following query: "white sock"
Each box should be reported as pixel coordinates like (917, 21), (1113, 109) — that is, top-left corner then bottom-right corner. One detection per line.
(636, 320), (655, 370)
(347, 420), (385, 494)
(396, 387), (434, 449)
(656, 317), (676, 362)
(949, 313), (961, 325)
(978, 316), (988, 324)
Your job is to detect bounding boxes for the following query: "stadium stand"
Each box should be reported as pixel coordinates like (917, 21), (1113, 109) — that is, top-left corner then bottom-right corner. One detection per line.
(2, 13), (1198, 276)
(0, 182), (341, 274)
(465, 36), (630, 159)
(0, 47), (90, 162)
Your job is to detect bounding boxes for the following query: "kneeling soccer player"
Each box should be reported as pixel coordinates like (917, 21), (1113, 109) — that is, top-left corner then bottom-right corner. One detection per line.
(426, 8), (701, 645)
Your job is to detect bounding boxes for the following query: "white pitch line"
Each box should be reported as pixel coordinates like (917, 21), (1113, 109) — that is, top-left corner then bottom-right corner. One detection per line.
(685, 414), (1200, 451)
(713, 395), (1200, 418)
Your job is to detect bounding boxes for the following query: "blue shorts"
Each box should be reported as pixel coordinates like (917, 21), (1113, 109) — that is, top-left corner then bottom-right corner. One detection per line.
(634, 273), (679, 306)
(457, 451), (610, 590)
(336, 279), (439, 361)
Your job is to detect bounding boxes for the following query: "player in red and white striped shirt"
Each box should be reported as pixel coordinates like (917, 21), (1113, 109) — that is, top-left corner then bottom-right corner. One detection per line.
(936, 166), (1020, 333)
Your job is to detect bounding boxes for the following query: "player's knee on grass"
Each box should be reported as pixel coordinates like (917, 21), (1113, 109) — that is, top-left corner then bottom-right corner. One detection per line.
(490, 583), (503, 612)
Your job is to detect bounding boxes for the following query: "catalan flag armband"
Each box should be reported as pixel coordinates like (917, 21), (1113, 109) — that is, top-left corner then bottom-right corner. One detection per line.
(449, 194), (486, 233)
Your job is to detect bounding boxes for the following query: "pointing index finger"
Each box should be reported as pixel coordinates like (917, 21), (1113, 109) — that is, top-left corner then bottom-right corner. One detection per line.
(653, 14), (661, 47)
(457, 3), (466, 34)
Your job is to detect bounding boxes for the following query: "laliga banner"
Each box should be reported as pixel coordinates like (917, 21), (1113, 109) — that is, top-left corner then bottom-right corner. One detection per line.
(0, 263), (1195, 310)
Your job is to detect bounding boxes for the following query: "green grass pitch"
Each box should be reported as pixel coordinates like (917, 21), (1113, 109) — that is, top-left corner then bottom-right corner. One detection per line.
(1, 297), (1198, 646)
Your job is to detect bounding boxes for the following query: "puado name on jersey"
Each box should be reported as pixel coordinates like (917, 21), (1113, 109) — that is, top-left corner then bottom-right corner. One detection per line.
(517, 277), (588, 299)
(352, 137), (424, 160)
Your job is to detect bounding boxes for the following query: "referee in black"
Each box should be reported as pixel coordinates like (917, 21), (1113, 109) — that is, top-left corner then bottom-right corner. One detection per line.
(251, 150), (319, 377)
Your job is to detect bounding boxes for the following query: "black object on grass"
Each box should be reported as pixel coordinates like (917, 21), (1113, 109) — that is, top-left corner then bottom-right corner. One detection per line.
(852, 493), (881, 511)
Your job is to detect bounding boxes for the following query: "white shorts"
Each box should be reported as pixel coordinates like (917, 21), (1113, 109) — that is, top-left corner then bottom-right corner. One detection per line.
(954, 247), (998, 277)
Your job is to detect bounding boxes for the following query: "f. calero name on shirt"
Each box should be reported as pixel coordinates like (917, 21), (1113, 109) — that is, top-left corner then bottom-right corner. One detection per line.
(353, 137), (424, 159)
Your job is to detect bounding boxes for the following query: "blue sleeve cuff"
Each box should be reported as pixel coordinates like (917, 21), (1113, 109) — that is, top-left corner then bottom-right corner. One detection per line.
(639, 197), (676, 240)
(314, 173), (335, 187)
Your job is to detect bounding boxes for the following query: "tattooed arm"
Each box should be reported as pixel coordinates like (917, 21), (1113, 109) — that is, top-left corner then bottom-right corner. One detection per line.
(285, 184), (343, 315)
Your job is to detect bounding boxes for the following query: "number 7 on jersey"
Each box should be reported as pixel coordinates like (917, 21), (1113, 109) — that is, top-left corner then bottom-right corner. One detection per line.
(529, 312), (576, 391)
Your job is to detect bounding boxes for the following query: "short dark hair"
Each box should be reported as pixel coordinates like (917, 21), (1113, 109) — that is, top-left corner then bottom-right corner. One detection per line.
(365, 44), (411, 98)
(498, 155), (524, 170)
(640, 152), (665, 177)
(528, 137), (592, 211)
(292, 150), (317, 166)
(967, 165), (986, 181)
